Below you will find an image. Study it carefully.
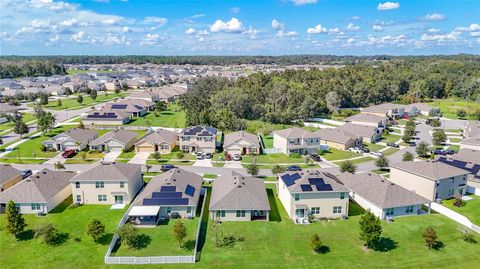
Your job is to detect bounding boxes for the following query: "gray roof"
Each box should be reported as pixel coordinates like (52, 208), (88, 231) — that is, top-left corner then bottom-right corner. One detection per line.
(223, 131), (259, 148)
(336, 172), (429, 208)
(52, 128), (97, 144)
(274, 127), (318, 139)
(345, 113), (385, 123)
(0, 164), (21, 185)
(465, 121), (480, 138)
(83, 109), (130, 121)
(361, 103), (405, 113)
(133, 168), (203, 207)
(405, 103), (436, 112)
(90, 129), (138, 147)
(314, 128), (358, 144)
(338, 123), (378, 138)
(279, 169), (349, 193)
(462, 135), (480, 147)
(181, 125), (217, 136)
(136, 128), (177, 145)
(391, 160), (469, 180)
(71, 162), (141, 182)
(0, 103), (19, 113)
(0, 169), (75, 203)
(209, 171), (270, 211)
(448, 148), (480, 164)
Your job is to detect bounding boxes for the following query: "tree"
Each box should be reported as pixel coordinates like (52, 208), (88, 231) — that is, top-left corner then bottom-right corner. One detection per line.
(271, 164), (285, 174)
(340, 160), (356, 173)
(402, 133), (412, 143)
(456, 109), (467, 119)
(5, 201), (27, 237)
(114, 87), (121, 94)
(473, 109), (480, 121)
(152, 152), (161, 161)
(247, 163), (259, 177)
(77, 95), (84, 104)
(38, 112), (56, 134)
(422, 226), (438, 249)
(310, 233), (323, 253)
(33, 103), (46, 119)
(416, 141), (430, 158)
(156, 101), (166, 112)
(54, 161), (65, 170)
(80, 151), (87, 161)
(172, 220), (187, 248)
(460, 227), (475, 243)
(211, 216), (224, 247)
(176, 152), (184, 159)
(13, 118), (29, 138)
(375, 155), (389, 170)
(34, 223), (64, 246)
(359, 210), (382, 249)
(90, 90), (97, 101)
(117, 223), (140, 249)
(78, 120), (85, 129)
(432, 129), (447, 145)
(145, 164), (152, 173)
(325, 91), (341, 113)
(402, 151), (414, 161)
(56, 99), (62, 107)
(39, 94), (49, 105)
(86, 219), (105, 242)
(429, 118), (441, 127)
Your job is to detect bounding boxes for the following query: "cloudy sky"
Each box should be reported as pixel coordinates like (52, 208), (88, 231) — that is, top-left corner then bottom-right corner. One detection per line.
(1, 0), (479, 55)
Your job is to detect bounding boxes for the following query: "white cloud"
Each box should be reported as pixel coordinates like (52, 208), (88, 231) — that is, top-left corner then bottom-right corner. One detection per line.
(375, 20), (394, 26)
(71, 31), (86, 42)
(272, 19), (284, 30)
(291, 0), (317, 5)
(377, 2), (400, 10)
(142, 33), (163, 46)
(60, 18), (78, 26)
(101, 18), (120, 25)
(421, 31), (461, 42)
(243, 26), (261, 38)
(142, 17), (167, 26)
(307, 24), (327, 34)
(191, 14), (205, 19)
(347, 38), (355, 44)
(122, 26), (130, 33)
(422, 13), (446, 21)
(352, 16), (360, 20)
(93, 0), (110, 3)
(373, 25), (384, 32)
(231, 7), (240, 13)
(276, 30), (298, 37)
(347, 23), (360, 31)
(210, 18), (243, 33)
(29, 0), (76, 11)
(185, 28), (196, 34)
(427, 28), (440, 33)
(470, 32), (480, 37)
(455, 23), (480, 32)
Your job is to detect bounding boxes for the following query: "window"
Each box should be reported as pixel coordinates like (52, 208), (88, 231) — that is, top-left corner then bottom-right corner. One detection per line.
(340, 192), (345, 199)
(166, 207), (171, 214)
(294, 194), (300, 201)
(187, 207), (191, 213)
(97, 195), (107, 202)
(448, 178), (454, 183)
(236, 210), (246, 218)
(120, 182), (125, 188)
(386, 208), (395, 216)
(405, 206), (414, 213)
(161, 144), (169, 150)
(31, 203), (41, 210)
(75, 182), (80, 189)
(333, 206), (342, 214)
(76, 195), (81, 203)
(311, 207), (320, 214)
(95, 181), (104, 188)
(216, 210), (225, 217)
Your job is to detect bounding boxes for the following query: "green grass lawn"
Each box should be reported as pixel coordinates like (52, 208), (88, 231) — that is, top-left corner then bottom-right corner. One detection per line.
(0, 157), (46, 164)
(320, 148), (361, 161)
(382, 133), (401, 143)
(260, 134), (274, 149)
(365, 143), (386, 152)
(244, 163), (320, 169)
(117, 150), (136, 160)
(0, 198), (127, 269)
(32, 92), (126, 110)
(445, 129), (463, 133)
(0, 113), (36, 133)
(64, 150), (105, 164)
(448, 145), (460, 152)
(127, 105), (186, 128)
(382, 147), (400, 156)
(203, 174), (218, 179)
(371, 168), (390, 175)
(146, 159), (194, 166)
(442, 195), (480, 226)
(245, 120), (294, 135)
(242, 153), (305, 164)
(448, 137), (462, 143)
(427, 99), (479, 120)
(333, 156), (374, 165)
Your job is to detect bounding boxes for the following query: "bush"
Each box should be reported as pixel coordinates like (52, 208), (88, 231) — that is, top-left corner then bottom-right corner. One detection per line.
(310, 233), (322, 253)
(34, 223), (66, 246)
(86, 219), (105, 242)
(340, 160), (356, 173)
(271, 164), (285, 174)
(457, 109), (467, 119)
(118, 223), (141, 249)
(289, 153), (302, 158)
(460, 227), (476, 243)
(452, 195), (465, 207)
(422, 226), (438, 249)
(176, 152), (184, 159)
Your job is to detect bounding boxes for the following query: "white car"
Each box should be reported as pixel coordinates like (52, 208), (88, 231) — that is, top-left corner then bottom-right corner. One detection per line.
(196, 152), (204, 160)
(233, 154), (242, 161)
(371, 151), (383, 157)
(348, 147), (362, 154)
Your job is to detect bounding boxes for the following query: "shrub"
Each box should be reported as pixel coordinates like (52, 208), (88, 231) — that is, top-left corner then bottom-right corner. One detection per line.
(340, 160), (356, 173)
(310, 233), (322, 253)
(460, 227), (475, 243)
(34, 223), (65, 246)
(118, 223), (141, 249)
(422, 226), (438, 249)
(172, 220), (187, 248)
(271, 164), (285, 174)
(289, 153), (302, 158)
(86, 219), (105, 242)
(457, 109), (467, 119)
(452, 195), (465, 207)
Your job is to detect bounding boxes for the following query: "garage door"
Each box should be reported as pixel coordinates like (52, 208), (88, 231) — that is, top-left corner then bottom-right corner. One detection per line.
(137, 145), (154, 152)
(109, 146), (123, 152)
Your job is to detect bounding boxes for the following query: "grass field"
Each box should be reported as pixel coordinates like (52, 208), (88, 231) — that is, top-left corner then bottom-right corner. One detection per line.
(127, 110), (186, 128)
(448, 137), (462, 143)
(427, 99), (479, 120)
(0, 113), (36, 133)
(242, 153), (305, 164)
(320, 148), (361, 161)
(333, 156), (374, 165)
(382, 133), (401, 143)
(365, 143), (386, 152)
(382, 147), (400, 156)
(260, 134), (274, 148)
(442, 195), (480, 226)
(30, 92), (126, 110)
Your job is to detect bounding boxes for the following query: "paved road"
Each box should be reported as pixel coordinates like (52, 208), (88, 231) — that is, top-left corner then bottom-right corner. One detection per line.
(416, 123), (433, 145)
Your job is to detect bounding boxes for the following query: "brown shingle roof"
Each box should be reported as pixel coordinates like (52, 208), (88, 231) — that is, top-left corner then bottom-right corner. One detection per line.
(223, 131), (259, 148)
(391, 160), (469, 180)
(0, 164), (21, 185)
(71, 162), (141, 182)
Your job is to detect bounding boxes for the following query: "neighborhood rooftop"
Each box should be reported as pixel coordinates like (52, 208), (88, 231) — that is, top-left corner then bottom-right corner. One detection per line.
(390, 160), (469, 180)
(71, 162), (141, 182)
(89, 129), (138, 147)
(0, 164), (21, 185)
(279, 169), (349, 193)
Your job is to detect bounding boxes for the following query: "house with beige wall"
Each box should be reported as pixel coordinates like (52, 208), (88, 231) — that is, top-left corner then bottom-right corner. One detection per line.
(436, 149), (480, 195)
(315, 128), (361, 150)
(0, 164), (22, 192)
(134, 128), (178, 153)
(82, 110), (131, 126)
(345, 113), (386, 128)
(390, 161), (469, 201)
(89, 129), (138, 152)
(273, 127), (322, 155)
(178, 125), (217, 153)
(277, 169), (349, 223)
(209, 172), (270, 221)
(71, 162), (143, 205)
(223, 131), (260, 155)
(361, 103), (405, 119)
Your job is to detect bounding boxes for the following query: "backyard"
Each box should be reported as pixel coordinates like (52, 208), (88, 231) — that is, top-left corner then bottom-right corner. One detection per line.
(427, 99), (479, 120)
(442, 195), (480, 226)
(127, 109), (186, 128)
(30, 92), (126, 110)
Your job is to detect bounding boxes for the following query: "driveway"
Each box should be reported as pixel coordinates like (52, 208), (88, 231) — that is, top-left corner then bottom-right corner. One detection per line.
(128, 152), (150, 164)
(193, 159), (213, 167)
(416, 123), (433, 145)
(44, 152), (65, 165)
(223, 161), (242, 168)
(104, 151), (122, 162)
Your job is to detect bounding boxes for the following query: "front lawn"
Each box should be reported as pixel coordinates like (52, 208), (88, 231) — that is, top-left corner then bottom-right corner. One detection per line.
(448, 137), (462, 143)
(442, 195), (480, 226)
(332, 156), (374, 165)
(427, 98), (479, 120)
(0, 113), (36, 133)
(382, 133), (401, 143)
(32, 92), (126, 110)
(365, 143), (386, 152)
(448, 145), (460, 152)
(320, 148), (361, 161)
(146, 159), (194, 166)
(242, 153), (305, 164)
(382, 147), (400, 156)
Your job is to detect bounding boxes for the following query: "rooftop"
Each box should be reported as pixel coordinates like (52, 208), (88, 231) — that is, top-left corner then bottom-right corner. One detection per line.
(391, 160), (469, 180)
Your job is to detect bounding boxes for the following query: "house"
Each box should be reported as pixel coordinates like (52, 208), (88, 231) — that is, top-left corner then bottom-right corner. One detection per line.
(405, 103), (440, 117)
(273, 127), (322, 155)
(134, 128), (178, 153)
(209, 171), (270, 221)
(178, 125), (217, 153)
(127, 90), (160, 103)
(89, 129), (138, 152)
(127, 168), (203, 225)
(0, 164), (22, 192)
(104, 80), (121, 91)
(345, 113), (386, 128)
(82, 110), (131, 126)
(436, 149), (480, 195)
(71, 162), (143, 205)
(42, 128), (98, 151)
(315, 128), (362, 150)
(337, 123), (382, 144)
(0, 169), (75, 214)
(390, 160), (469, 201)
(337, 172), (430, 219)
(361, 103), (405, 119)
(277, 169), (349, 223)
(103, 100), (150, 117)
(223, 131), (260, 155)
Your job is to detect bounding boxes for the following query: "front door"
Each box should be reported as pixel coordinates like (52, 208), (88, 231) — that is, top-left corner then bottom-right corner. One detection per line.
(295, 209), (305, 218)
(114, 195), (123, 204)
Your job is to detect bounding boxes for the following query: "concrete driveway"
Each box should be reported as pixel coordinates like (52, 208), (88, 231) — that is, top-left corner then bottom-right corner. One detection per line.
(223, 161), (242, 168)
(44, 152), (65, 165)
(103, 151), (122, 162)
(128, 152), (150, 164)
(193, 159), (213, 167)
(416, 123), (433, 145)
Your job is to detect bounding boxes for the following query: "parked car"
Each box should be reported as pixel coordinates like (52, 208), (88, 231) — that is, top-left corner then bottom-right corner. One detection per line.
(409, 141), (417, 147)
(21, 169), (32, 179)
(432, 149), (455, 155)
(348, 147), (363, 154)
(62, 150), (76, 158)
(371, 151), (383, 157)
(286, 165), (302, 171)
(445, 149), (455, 155)
(361, 148), (370, 153)
(309, 153), (322, 162)
(196, 152), (204, 160)
(233, 154), (242, 161)
(205, 153), (213, 159)
(386, 142), (400, 148)
(225, 154), (232, 161)
(160, 164), (176, 172)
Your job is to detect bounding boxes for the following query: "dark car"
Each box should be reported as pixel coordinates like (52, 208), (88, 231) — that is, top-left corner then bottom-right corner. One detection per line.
(309, 153), (322, 162)
(21, 169), (32, 179)
(160, 164), (176, 172)
(62, 149), (76, 158)
(445, 149), (455, 155)
(205, 152), (213, 159)
(286, 165), (302, 171)
(386, 142), (399, 148)
(361, 148), (370, 153)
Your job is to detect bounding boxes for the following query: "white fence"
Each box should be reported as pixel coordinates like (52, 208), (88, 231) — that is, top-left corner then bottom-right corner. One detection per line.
(430, 202), (480, 234)
(308, 118), (345, 126)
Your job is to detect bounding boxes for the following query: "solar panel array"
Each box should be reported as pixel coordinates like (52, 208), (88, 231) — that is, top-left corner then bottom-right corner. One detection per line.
(437, 158), (480, 178)
(300, 185), (313, 192)
(86, 112), (118, 119)
(111, 104), (128, 109)
(282, 173), (333, 192)
(183, 126), (215, 136)
(142, 185), (190, 206)
(185, 184), (195, 197)
(280, 173), (301, 187)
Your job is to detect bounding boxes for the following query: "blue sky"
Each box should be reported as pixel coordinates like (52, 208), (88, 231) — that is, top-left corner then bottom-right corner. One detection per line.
(1, 0), (479, 55)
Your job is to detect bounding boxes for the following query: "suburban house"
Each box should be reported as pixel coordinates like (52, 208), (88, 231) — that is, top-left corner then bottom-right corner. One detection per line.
(0, 169), (75, 214)
(103, 99), (152, 117)
(178, 125), (217, 153)
(337, 172), (430, 220)
(405, 103), (440, 117)
(127, 168), (203, 225)
(277, 169), (349, 223)
(134, 128), (178, 153)
(89, 129), (138, 152)
(437, 149), (480, 195)
(0, 164), (22, 192)
(337, 123), (382, 144)
(209, 171), (270, 221)
(361, 103), (405, 119)
(82, 110), (131, 126)
(71, 162), (143, 205)
(345, 113), (386, 128)
(223, 131), (260, 155)
(273, 127), (322, 155)
(315, 128), (361, 150)
(127, 90), (160, 103)
(42, 128), (98, 151)
(390, 161), (469, 201)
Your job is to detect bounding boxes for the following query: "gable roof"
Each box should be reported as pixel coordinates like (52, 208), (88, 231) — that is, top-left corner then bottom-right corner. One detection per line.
(136, 128), (177, 146)
(0, 164), (21, 185)
(209, 171), (270, 211)
(71, 162), (141, 182)
(274, 127), (318, 139)
(279, 169), (348, 193)
(52, 128), (97, 144)
(314, 128), (358, 144)
(84, 109), (129, 121)
(462, 135), (480, 147)
(181, 125), (217, 137)
(223, 131), (259, 148)
(436, 149), (480, 183)
(0, 169), (75, 203)
(391, 160), (469, 180)
(405, 103), (436, 112)
(337, 123), (378, 138)
(345, 113), (385, 123)
(90, 129), (138, 147)
(362, 103), (405, 113)
(336, 172), (429, 208)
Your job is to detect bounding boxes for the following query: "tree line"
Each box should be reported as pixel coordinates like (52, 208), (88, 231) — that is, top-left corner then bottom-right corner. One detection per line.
(0, 61), (66, 79)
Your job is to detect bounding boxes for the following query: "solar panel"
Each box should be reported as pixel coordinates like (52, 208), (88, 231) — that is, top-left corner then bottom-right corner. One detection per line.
(111, 104), (128, 109)
(152, 192), (182, 198)
(308, 178), (325, 185)
(160, 186), (176, 192)
(290, 173), (301, 181)
(142, 198), (189, 205)
(300, 184), (313, 192)
(185, 184), (195, 197)
(281, 174), (295, 187)
(86, 112), (118, 119)
(315, 184), (333, 191)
